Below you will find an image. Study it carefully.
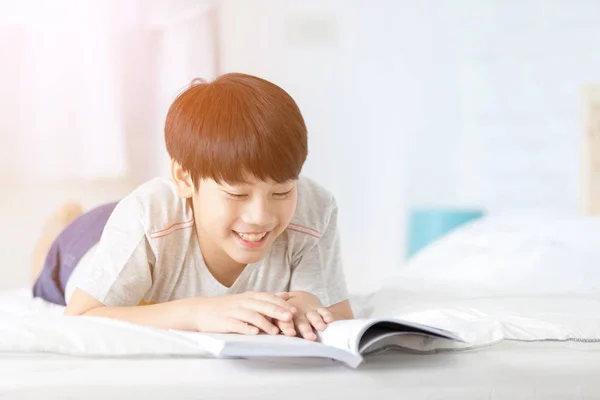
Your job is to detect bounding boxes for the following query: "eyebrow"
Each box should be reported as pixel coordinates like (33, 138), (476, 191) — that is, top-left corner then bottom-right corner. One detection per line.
(222, 180), (293, 188)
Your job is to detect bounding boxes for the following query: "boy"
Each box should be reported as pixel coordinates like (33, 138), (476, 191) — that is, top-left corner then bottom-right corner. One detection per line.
(31, 73), (353, 341)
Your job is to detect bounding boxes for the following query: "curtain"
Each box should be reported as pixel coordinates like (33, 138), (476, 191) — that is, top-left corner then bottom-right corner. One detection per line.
(0, 0), (218, 184)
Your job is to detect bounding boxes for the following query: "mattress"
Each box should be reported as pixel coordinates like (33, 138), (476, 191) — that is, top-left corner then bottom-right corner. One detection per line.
(2, 342), (600, 400)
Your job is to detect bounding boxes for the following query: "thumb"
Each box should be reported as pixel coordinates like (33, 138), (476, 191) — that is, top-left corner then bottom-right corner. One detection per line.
(275, 291), (290, 300)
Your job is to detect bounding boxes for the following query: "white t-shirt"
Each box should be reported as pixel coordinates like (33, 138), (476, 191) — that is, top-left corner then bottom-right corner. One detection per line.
(67, 176), (348, 308)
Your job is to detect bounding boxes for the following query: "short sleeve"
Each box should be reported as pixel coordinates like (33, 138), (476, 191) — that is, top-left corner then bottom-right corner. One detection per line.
(289, 199), (349, 307)
(75, 195), (153, 307)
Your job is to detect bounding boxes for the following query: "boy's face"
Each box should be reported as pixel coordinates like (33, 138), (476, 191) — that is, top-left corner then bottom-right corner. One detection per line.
(192, 176), (298, 269)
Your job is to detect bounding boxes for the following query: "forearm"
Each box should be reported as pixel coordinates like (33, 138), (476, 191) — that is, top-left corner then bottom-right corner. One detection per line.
(82, 298), (198, 331)
(327, 300), (354, 320)
(328, 309), (353, 321)
(287, 290), (354, 320)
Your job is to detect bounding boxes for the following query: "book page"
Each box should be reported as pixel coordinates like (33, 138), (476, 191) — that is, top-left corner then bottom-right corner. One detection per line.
(320, 317), (464, 355)
(357, 322), (458, 353)
(318, 319), (374, 353)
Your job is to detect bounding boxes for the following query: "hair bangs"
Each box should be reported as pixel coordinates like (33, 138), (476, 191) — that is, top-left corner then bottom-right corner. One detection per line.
(165, 73), (308, 187)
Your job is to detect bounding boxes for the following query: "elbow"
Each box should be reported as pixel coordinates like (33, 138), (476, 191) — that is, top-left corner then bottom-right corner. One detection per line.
(63, 304), (86, 317)
(63, 288), (106, 316)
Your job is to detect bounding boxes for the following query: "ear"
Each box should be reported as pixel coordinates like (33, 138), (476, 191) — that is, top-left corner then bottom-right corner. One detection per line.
(170, 160), (195, 199)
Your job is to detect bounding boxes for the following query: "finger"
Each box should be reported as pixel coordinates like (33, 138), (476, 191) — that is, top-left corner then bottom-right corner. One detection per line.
(317, 307), (334, 324)
(294, 315), (317, 341)
(235, 309), (280, 335)
(306, 311), (326, 332)
(226, 318), (259, 335)
(244, 299), (294, 322)
(264, 316), (274, 327)
(275, 292), (290, 300)
(252, 292), (297, 314)
(275, 318), (296, 337)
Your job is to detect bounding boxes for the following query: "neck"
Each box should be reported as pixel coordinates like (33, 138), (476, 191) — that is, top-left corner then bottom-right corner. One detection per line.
(195, 226), (246, 288)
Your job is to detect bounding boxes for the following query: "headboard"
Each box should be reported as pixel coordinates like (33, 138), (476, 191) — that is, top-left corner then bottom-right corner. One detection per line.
(582, 84), (600, 216)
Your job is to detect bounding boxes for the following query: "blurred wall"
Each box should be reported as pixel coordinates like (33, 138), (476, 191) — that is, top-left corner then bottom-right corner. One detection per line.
(1, 0), (600, 293)
(217, 0), (600, 292)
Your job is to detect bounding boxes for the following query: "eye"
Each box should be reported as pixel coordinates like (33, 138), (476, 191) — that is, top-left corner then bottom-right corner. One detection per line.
(226, 192), (247, 199)
(273, 190), (292, 199)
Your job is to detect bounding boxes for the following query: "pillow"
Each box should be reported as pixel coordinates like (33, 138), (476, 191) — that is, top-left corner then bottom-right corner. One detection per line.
(391, 214), (600, 296)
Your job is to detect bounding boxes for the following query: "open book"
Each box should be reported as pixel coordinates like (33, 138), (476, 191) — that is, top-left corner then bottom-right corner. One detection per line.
(171, 317), (466, 368)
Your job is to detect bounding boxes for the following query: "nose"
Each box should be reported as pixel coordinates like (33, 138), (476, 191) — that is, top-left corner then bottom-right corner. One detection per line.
(241, 197), (275, 229)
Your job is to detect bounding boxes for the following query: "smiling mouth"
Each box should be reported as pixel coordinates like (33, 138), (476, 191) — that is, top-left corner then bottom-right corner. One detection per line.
(233, 230), (271, 249)
(234, 231), (268, 242)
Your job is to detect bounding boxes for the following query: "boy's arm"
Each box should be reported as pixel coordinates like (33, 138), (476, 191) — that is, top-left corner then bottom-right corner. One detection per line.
(65, 288), (199, 331)
(65, 288), (297, 334)
(326, 299), (354, 320)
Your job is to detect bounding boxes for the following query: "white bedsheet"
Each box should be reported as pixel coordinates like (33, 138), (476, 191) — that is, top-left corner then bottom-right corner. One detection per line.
(2, 343), (600, 399)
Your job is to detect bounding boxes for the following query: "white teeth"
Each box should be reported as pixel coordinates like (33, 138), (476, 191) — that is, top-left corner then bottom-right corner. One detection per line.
(236, 232), (267, 242)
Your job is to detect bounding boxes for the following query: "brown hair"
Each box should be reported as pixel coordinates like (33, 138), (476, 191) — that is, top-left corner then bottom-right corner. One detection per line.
(165, 73), (308, 186)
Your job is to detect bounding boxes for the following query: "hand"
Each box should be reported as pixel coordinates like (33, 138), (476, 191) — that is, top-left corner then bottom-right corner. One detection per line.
(275, 291), (334, 341)
(193, 292), (297, 335)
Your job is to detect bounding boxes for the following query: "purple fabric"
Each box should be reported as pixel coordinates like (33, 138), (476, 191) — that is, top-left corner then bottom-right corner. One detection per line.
(32, 202), (119, 305)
